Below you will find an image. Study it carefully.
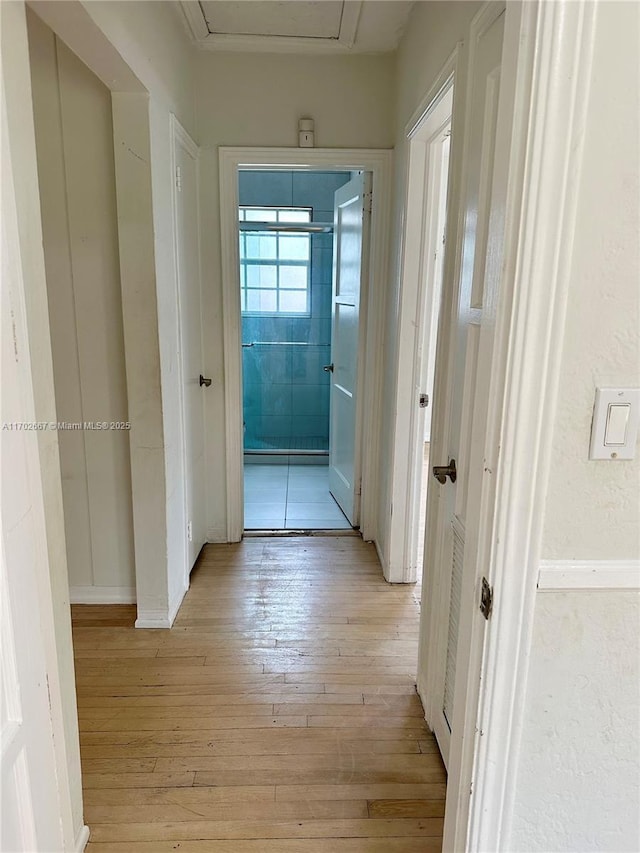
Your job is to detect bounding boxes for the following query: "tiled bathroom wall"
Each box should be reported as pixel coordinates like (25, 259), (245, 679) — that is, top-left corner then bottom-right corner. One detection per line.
(240, 170), (351, 452)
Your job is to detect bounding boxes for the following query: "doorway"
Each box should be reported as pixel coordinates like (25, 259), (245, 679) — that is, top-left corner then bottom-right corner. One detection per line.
(219, 150), (392, 542)
(385, 83), (453, 586)
(412, 106), (452, 577)
(239, 170), (352, 531)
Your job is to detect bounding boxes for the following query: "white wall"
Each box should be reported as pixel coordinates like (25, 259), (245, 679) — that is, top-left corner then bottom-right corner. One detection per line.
(83, 0), (198, 621)
(80, 0), (196, 133)
(195, 51), (395, 540)
(30, 0), (198, 623)
(511, 591), (640, 852)
(28, 11), (135, 599)
(510, 3), (640, 850)
(540, 7), (639, 563)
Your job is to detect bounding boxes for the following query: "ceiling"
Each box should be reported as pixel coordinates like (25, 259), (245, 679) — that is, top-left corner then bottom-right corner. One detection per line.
(179, 1), (414, 53)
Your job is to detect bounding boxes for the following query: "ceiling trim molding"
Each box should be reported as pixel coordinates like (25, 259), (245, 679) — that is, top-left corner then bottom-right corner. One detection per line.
(178, 1), (363, 54)
(180, 1), (209, 41)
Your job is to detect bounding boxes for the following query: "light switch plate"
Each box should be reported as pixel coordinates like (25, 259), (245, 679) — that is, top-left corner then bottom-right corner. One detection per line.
(589, 388), (640, 460)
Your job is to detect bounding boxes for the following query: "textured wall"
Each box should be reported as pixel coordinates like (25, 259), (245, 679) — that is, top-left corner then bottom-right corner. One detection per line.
(511, 591), (640, 851)
(540, 0), (640, 561)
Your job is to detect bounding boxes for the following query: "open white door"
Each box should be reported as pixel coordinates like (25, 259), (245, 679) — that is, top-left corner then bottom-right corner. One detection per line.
(428, 7), (506, 766)
(328, 173), (371, 526)
(173, 119), (206, 573)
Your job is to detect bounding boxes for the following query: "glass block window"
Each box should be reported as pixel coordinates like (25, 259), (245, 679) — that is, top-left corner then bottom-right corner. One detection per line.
(239, 207), (312, 315)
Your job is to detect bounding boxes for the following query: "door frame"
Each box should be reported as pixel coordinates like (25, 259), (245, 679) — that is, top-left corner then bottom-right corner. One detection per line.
(410, 2), (598, 850)
(169, 113), (203, 589)
(387, 53), (458, 585)
(1, 3), (86, 847)
(461, 2), (598, 849)
(219, 148), (392, 542)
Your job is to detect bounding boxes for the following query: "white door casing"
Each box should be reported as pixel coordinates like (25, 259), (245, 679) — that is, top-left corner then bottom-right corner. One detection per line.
(388, 78), (455, 585)
(328, 173), (372, 526)
(218, 149), (392, 543)
(1, 84), (67, 853)
(464, 3), (599, 849)
(171, 116), (206, 578)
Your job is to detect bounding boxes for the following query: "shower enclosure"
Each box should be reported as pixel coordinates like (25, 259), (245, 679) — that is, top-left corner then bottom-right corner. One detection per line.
(239, 170), (351, 458)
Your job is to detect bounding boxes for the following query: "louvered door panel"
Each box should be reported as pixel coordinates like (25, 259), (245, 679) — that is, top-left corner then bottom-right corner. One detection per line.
(443, 519), (465, 728)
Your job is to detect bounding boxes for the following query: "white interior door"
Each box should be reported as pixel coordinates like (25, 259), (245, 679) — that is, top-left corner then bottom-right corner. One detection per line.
(430, 8), (506, 766)
(328, 173), (371, 526)
(1, 103), (64, 850)
(174, 123), (206, 572)
(410, 118), (451, 568)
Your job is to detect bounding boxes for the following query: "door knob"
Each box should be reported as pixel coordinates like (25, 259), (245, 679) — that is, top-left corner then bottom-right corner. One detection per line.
(323, 364), (334, 373)
(199, 374), (212, 387)
(432, 458), (457, 484)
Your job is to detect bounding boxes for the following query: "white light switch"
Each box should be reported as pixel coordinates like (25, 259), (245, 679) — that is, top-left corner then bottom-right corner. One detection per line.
(604, 404), (630, 445)
(590, 388), (640, 460)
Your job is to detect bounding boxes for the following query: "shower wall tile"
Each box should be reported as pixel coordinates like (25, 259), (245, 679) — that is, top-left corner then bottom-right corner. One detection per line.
(292, 384), (330, 418)
(243, 316), (291, 345)
(314, 209), (334, 224)
(239, 170), (293, 207)
(243, 347), (292, 386)
(261, 415), (293, 440)
(292, 172), (351, 212)
(312, 285), (333, 320)
(288, 318), (330, 345)
(292, 345), (330, 384)
(291, 415), (328, 438)
(245, 383), (292, 417)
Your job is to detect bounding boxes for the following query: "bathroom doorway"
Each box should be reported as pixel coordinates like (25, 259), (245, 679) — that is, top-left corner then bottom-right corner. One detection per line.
(219, 148), (391, 543)
(239, 169), (362, 530)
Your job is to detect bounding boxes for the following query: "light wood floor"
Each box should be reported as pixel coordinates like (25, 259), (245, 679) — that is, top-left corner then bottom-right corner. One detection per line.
(73, 536), (446, 852)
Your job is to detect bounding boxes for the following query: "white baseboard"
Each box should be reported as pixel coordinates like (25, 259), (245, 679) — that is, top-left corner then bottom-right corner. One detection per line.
(69, 586), (136, 604)
(75, 824), (90, 852)
(538, 559), (640, 591)
(135, 581), (188, 629)
(168, 581), (188, 626)
(207, 527), (227, 543)
(135, 609), (171, 629)
(375, 539), (391, 582)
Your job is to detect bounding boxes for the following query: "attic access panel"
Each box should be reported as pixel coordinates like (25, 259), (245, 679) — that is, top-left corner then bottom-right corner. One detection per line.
(180, 0), (362, 51)
(202, 1), (343, 39)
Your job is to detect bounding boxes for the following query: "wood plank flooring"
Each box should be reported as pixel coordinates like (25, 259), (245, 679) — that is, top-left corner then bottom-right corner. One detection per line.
(73, 536), (446, 852)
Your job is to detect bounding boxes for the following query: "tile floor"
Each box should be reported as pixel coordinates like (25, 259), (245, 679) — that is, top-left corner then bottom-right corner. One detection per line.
(244, 463), (352, 530)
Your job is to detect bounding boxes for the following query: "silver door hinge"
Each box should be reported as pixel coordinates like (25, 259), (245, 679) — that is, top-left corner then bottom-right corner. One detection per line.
(355, 479), (362, 496)
(480, 577), (493, 620)
(419, 393), (429, 408)
(176, 165), (182, 191)
(363, 191), (373, 215)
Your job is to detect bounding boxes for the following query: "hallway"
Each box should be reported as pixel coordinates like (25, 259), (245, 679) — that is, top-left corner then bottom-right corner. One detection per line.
(73, 537), (445, 851)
